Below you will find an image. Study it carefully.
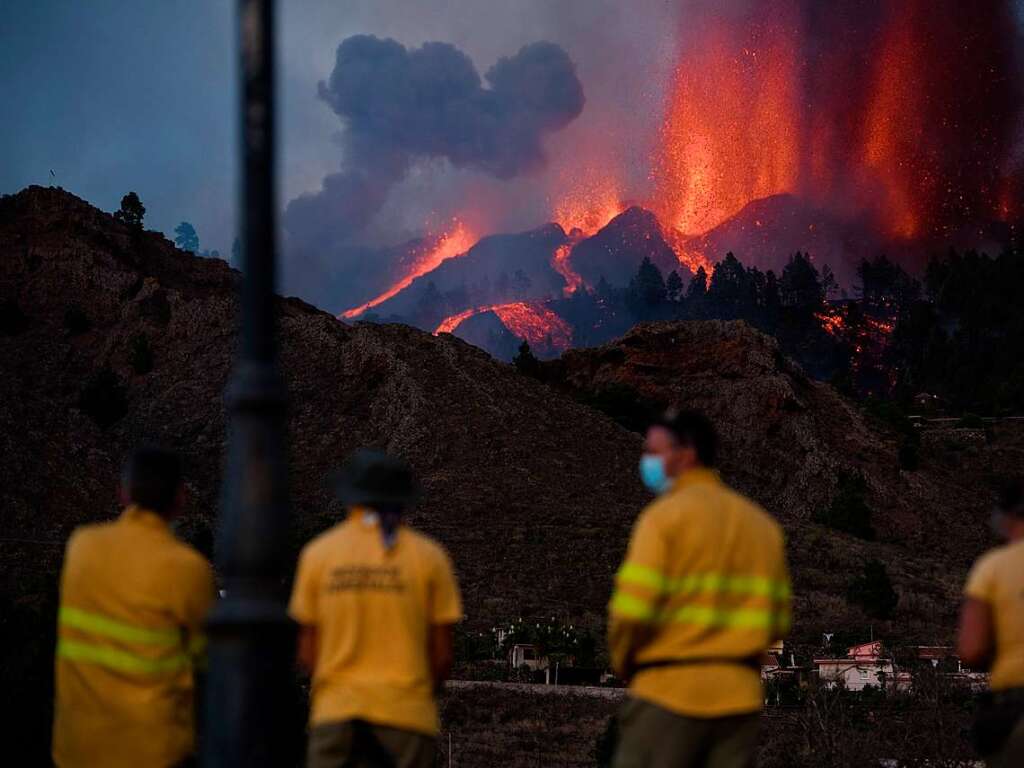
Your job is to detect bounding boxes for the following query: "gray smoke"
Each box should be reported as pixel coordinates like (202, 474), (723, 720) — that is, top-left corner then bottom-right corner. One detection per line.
(283, 35), (584, 253)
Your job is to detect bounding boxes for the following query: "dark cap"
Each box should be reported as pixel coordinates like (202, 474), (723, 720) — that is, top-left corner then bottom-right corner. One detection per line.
(332, 449), (419, 507)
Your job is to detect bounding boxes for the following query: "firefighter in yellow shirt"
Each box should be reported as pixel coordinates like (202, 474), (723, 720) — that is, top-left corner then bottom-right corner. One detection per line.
(958, 480), (1024, 767)
(52, 447), (214, 768)
(289, 450), (463, 768)
(608, 410), (791, 768)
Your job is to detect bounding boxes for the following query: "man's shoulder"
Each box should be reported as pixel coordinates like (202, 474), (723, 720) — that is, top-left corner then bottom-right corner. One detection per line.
(976, 540), (1024, 575)
(300, 521), (350, 561)
(65, 517), (120, 557)
(165, 537), (212, 576)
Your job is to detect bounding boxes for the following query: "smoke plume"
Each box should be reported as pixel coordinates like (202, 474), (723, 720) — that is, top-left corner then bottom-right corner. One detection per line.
(284, 35), (584, 254)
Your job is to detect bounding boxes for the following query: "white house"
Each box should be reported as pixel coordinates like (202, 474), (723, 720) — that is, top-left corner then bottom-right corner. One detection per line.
(814, 641), (895, 691)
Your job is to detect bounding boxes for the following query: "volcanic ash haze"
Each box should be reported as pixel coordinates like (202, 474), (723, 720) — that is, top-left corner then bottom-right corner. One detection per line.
(283, 35), (584, 255)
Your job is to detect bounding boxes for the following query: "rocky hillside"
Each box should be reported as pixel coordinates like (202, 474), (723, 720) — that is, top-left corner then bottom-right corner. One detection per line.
(0, 186), (648, 758)
(0, 186), (650, 620)
(545, 321), (1000, 645)
(0, 186), (1006, 761)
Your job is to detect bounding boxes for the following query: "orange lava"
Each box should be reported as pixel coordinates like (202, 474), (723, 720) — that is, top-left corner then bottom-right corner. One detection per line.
(435, 301), (573, 349)
(860, 2), (929, 239)
(551, 243), (585, 296)
(661, 226), (716, 277)
(340, 220), (475, 319)
(553, 187), (623, 237)
(816, 310), (846, 337)
(653, 3), (801, 235)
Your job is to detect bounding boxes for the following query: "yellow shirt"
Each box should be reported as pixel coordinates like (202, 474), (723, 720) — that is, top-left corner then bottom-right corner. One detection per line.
(52, 506), (214, 768)
(608, 468), (791, 718)
(289, 512), (463, 735)
(964, 538), (1024, 690)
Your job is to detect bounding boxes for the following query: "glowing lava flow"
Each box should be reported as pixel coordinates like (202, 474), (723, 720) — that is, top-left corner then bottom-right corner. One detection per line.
(340, 220), (475, 319)
(551, 243), (585, 296)
(435, 301), (573, 350)
(661, 226), (716, 277)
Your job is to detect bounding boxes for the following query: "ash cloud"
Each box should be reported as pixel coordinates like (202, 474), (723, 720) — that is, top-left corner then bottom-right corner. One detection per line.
(284, 35), (584, 255)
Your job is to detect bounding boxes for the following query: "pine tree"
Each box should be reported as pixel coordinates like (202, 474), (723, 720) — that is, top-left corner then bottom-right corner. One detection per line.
(779, 252), (824, 312)
(666, 270), (684, 302)
(512, 340), (542, 378)
(627, 257), (667, 315)
(114, 192), (145, 230)
(687, 267), (708, 300)
(707, 253), (749, 318)
(174, 221), (199, 253)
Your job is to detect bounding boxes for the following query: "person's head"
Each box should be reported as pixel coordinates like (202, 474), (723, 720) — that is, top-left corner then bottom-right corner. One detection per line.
(120, 447), (185, 520)
(991, 480), (1024, 542)
(333, 449), (419, 548)
(640, 409), (717, 494)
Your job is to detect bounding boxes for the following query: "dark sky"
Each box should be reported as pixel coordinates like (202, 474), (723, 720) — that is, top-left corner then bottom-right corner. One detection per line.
(1, 1), (676, 257)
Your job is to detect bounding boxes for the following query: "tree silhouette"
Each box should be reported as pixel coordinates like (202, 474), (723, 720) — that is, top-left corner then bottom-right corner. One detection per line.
(707, 253), (750, 318)
(666, 270), (684, 302)
(627, 257), (667, 316)
(687, 266), (708, 301)
(512, 340), (542, 378)
(174, 221), (199, 253)
(114, 192), (145, 230)
(779, 252), (824, 313)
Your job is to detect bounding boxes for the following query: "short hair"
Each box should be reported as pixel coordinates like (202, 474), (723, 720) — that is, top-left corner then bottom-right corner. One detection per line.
(656, 409), (718, 468)
(998, 480), (1024, 518)
(123, 447), (183, 515)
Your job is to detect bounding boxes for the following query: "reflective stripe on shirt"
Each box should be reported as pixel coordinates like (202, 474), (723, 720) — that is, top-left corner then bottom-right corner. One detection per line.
(57, 605), (193, 676)
(616, 563), (791, 600)
(59, 606), (182, 646)
(611, 563), (790, 629)
(56, 639), (190, 676)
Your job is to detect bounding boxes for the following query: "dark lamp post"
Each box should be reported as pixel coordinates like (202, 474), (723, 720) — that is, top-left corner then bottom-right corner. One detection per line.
(203, 0), (294, 765)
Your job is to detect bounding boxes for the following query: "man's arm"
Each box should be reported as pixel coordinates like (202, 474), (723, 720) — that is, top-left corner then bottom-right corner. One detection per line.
(960, 553), (997, 670)
(608, 618), (655, 682)
(428, 623), (455, 691)
(957, 597), (994, 670)
(178, 554), (215, 665)
(297, 624), (319, 675)
(607, 512), (666, 681)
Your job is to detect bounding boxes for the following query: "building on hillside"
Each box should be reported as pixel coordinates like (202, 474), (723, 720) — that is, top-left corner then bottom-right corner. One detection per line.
(508, 643), (549, 673)
(814, 641), (900, 691)
(761, 639), (795, 681)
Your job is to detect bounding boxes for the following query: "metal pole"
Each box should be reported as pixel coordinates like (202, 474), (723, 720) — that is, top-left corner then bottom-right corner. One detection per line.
(203, 0), (293, 765)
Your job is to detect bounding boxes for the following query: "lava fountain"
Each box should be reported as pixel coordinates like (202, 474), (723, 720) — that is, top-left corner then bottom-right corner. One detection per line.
(650, 0), (1022, 242)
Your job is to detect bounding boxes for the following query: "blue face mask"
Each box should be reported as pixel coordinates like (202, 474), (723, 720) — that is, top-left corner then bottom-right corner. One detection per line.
(640, 454), (672, 494)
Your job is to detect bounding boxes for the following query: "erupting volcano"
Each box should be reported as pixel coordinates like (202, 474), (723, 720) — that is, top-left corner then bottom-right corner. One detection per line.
(333, 0), (1023, 362)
